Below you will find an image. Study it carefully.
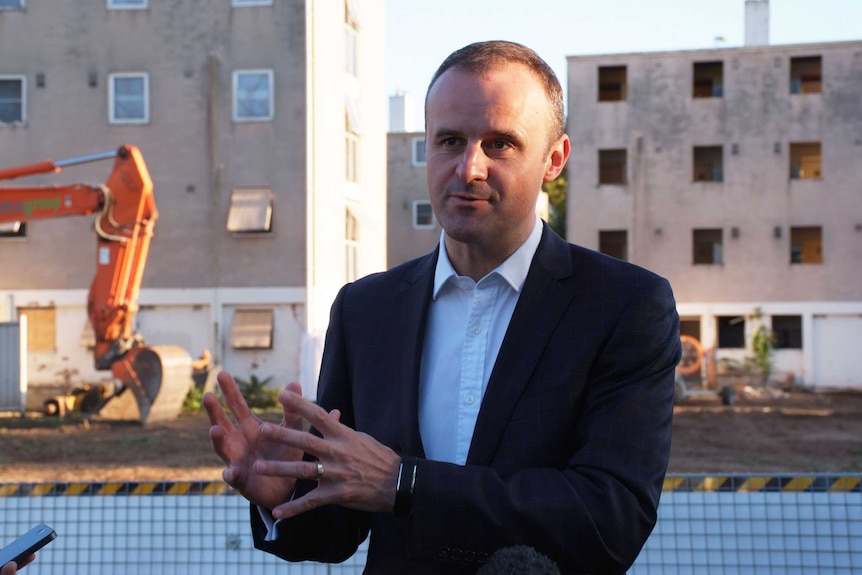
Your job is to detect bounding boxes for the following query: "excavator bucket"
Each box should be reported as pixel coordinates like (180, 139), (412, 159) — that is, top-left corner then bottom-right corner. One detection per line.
(108, 345), (194, 425)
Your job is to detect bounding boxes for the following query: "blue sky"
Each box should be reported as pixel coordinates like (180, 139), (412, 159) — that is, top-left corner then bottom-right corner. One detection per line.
(386, 0), (862, 129)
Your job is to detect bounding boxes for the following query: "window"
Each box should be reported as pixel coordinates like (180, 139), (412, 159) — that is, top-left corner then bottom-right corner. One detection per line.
(0, 0), (24, 9)
(18, 307), (55, 352)
(598, 66), (626, 101)
(108, 0), (147, 9)
(0, 76), (25, 125)
(412, 137), (426, 166)
(693, 228), (723, 265)
(772, 315), (802, 349)
(598, 149), (627, 185)
(0, 222), (26, 238)
(344, 0), (360, 77)
(230, 309), (273, 349)
(345, 208), (359, 281)
(412, 201), (436, 229)
(108, 72), (149, 124)
(598, 230), (628, 261)
(789, 142), (821, 180)
(717, 316), (745, 349)
(790, 226), (822, 264)
(693, 146), (723, 182)
(232, 0), (273, 5)
(345, 94), (361, 183)
(790, 56), (822, 94)
(226, 187), (273, 233)
(233, 70), (274, 122)
(693, 61), (723, 98)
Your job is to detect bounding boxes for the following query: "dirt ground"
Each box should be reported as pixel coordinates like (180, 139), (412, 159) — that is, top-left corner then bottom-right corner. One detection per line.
(1, 387), (861, 483)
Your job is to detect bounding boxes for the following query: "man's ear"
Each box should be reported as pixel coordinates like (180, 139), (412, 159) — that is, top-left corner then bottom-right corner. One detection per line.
(544, 134), (570, 182)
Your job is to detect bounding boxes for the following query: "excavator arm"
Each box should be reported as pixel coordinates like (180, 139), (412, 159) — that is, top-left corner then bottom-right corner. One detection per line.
(0, 145), (198, 423)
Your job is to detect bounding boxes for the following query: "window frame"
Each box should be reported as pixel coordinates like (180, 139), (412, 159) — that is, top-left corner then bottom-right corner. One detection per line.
(345, 207), (359, 282)
(108, 72), (150, 124)
(0, 221), (26, 238)
(0, 75), (26, 126)
(107, 0), (147, 10)
(18, 307), (56, 352)
(231, 0), (273, 6)
(597, 65), (627, 102)
(772, 315), (803, 349)
(692, 61), (724, 98)
(230, 308), (274, 350)
(789, 141), (822, 180)
(789, 226), (823, 264)
(790, 55), (822, 94)
(716, 315), (745, 349)
(232, 69), (274, 123)
(412, 200), (436, 230)
(411, 137), (426, 166)
(598, 229), (628, 261)
(226, 187), (274, 234)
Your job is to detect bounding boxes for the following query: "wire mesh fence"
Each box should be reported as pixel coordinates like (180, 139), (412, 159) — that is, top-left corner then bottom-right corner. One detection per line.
(1, 475), (859, 574)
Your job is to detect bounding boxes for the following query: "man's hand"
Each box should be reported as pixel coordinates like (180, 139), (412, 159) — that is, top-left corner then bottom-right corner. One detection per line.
(1, 554), (33, 575)
(255, 387), (402, 520)
(203, 371), (305, 509)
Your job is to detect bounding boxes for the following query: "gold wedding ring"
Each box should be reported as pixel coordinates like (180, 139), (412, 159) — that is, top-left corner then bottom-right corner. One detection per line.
(316, 461), (325, 478)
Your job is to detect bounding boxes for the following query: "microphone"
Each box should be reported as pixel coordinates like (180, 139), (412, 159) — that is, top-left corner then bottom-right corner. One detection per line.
(476, 545), (560, 574)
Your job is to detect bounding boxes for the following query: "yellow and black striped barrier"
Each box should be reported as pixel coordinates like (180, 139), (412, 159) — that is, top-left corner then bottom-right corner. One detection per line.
(662, 474), (861, 493)
(0, 480), (234, 497)
(0, 475), (859, 497)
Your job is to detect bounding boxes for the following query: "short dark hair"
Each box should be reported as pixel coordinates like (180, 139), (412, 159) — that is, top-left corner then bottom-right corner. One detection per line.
(425, 40), (566, 141)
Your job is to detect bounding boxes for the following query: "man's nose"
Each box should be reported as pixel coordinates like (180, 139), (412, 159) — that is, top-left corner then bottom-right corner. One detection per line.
(455, 143), (488, 182)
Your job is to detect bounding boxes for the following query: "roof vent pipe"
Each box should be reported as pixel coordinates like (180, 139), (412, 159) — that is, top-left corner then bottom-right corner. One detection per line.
(745, 0), (770, 46)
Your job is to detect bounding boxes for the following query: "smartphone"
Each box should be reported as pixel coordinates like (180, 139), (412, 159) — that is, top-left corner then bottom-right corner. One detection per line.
(0, 524), (57, 567)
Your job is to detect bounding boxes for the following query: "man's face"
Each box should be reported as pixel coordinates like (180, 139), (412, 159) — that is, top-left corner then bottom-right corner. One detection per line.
(425, 63), (568, 254)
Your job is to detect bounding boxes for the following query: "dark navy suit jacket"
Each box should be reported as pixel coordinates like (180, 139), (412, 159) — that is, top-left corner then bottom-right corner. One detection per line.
(252, 224), (681, 574)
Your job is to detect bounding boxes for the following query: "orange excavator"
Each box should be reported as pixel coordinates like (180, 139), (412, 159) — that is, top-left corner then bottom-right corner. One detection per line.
(0, 145), (207, 424)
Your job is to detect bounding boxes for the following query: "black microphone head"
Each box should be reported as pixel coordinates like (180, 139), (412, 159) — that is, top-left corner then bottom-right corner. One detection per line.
(476, 545), (560, 574)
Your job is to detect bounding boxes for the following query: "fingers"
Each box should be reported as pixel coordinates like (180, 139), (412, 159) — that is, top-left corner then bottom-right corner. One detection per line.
(216, 370), (255, 421)
(278, 387), (343, 437)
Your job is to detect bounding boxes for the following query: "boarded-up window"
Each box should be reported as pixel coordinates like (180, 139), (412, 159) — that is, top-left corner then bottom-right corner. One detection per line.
(17, 307), (55, 352)
(227, 188), (273, 233)
(230, 309), (273, 349)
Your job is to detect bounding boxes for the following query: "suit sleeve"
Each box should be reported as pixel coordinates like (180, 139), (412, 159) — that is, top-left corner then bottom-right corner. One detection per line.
(250, 284), (372, 563)
(404, 274), (681, 574)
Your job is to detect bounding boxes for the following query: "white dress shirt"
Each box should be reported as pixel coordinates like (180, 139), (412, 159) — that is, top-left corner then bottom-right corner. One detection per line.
(418, 216), (542, 465)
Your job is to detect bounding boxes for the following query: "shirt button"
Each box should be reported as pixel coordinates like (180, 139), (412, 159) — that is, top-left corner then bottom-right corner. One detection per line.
(465, 395), (475, 405)
(471, 325), (480, 334)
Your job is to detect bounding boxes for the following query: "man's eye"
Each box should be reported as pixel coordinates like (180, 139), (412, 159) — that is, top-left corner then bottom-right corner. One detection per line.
(442, 138), (461, 147)
(489, 140), (510, 150)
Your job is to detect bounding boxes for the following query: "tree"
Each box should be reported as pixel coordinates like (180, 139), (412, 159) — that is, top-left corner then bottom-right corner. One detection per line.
(542, 166), (567, 239)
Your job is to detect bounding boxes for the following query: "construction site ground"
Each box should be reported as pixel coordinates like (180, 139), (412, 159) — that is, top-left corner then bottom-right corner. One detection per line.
(1, 386), (861, 483)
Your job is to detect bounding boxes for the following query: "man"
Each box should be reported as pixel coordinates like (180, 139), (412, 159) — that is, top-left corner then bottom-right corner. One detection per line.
(205, 40), (681, 574)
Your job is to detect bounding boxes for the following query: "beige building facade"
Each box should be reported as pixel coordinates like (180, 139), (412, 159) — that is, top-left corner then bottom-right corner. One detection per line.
(567, 40), (862, 389)
(0, 0), (387, 406)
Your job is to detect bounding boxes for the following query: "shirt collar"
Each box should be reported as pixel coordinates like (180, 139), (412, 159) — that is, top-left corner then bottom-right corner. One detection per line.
(433, 216), (543, 299)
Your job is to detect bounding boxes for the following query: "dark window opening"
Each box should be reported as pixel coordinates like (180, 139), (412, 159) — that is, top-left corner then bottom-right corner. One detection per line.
(598, 149), (627, 185)
(772, 315), (802, 349)
(693, 228), (723, 265)
(790, 56), (822, 94)
(693, 146), (724, 182)
(0, 221), (26, 238)
(598, 66), (626, 102)
(693, 61), (723, 98)
(717, 316), (745, 349)
(598, 230), (628, 261)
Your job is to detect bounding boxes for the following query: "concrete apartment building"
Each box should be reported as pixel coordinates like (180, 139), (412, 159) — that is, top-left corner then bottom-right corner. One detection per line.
(0, 0), (387, 407)
(566, 16), (862, 387)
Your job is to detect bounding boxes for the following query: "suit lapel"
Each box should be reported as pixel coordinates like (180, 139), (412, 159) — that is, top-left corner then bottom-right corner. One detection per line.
(466, 227), (575, 466)
(392, 250), (437, 458)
